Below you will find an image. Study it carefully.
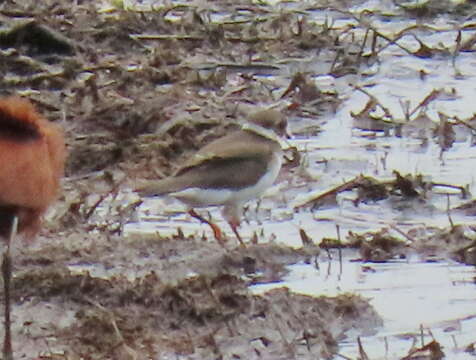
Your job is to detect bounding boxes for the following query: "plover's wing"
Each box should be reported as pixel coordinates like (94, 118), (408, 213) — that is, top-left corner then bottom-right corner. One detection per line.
(178, 131), (275, 172)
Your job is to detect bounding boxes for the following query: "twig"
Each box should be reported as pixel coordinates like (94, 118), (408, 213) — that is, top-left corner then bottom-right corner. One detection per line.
(85, 298), (138, 360)
(333, 353), (353, 360)
(357, 336), (370, 360)
(130, 33), (204, 41)
(336, 224), (343, 280)
(294, 175), (367, 210)
(430, 182), (467, 198)
(354, 86), (395, 121)
(407, 89), (442, 119)
(388, 224), (417, 243)
(420, 324), (425, 347)
(447, 194), (454, 229)
(453, 117), (476, 134)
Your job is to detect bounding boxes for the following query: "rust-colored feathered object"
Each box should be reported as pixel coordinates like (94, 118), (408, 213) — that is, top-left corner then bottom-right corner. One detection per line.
(0, 97), (66, 360)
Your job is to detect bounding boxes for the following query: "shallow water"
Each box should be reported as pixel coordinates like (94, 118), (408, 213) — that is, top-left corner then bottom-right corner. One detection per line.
(251, 250), (476, 359)
(126, 0), (476, 358)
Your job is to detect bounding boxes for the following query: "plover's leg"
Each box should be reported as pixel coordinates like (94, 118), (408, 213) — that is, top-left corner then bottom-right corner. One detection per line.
(188, 209), (226, 247)
(223, 204), (246, 248)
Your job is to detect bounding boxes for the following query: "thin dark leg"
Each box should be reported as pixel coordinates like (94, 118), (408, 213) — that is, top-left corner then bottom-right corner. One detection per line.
(188, 209), (226, 247)
(2, 254), (11, 360)
(2, 215), (17, 360)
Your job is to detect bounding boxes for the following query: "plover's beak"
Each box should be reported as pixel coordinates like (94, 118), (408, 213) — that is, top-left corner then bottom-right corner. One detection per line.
(279, 124), (293, 148)
(284, 125), (293, 140)
(281, 135), (293, 150)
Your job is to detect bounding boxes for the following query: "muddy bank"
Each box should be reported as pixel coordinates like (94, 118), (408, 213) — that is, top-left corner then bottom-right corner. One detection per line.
(4, 234), (381, 358)
(1, 0), (476, 358)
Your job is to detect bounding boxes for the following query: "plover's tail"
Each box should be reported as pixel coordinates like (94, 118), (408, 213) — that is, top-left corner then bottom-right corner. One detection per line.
(135, 176), (189, 197)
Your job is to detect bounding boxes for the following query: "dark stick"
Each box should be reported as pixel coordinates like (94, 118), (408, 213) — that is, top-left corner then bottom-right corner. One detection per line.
(2, 216), (17, 360)
(2, 251), (12, 360)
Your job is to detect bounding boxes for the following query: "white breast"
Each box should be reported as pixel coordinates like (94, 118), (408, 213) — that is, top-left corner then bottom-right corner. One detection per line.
(227, 151), (282, 204)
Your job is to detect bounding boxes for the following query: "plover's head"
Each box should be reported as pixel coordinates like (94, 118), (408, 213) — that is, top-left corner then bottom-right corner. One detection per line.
(248, 108), (288, 138)
(239, 108), (291, 150)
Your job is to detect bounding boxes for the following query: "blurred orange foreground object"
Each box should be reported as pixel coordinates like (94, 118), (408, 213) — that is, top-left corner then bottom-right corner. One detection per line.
(0, 96), (66, 360)
(0, 97), (66, 236)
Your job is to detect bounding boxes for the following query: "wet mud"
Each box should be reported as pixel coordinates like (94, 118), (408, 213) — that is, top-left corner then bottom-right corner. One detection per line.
(1, 0), (476, 358)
